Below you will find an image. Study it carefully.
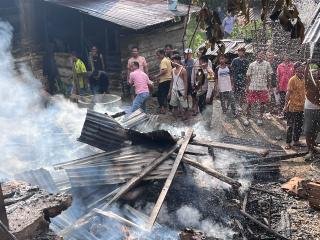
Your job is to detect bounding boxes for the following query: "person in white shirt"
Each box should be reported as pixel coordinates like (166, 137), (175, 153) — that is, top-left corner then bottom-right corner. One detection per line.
(168, 54), (188, 120)
(215, 55), (237, 117)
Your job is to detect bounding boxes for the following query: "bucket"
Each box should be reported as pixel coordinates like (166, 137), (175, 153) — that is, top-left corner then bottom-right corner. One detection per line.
(78, 94), (122, 109)
(168, 0), (177, 11)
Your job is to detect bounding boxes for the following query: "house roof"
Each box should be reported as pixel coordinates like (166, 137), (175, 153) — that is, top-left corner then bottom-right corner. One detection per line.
(42, 0), (199, 30)
(199, 39), (254, 56)
(303, 3), (320, 44)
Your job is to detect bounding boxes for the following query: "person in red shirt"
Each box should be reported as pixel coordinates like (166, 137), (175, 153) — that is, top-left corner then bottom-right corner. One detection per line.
(277, 55), (294, 117)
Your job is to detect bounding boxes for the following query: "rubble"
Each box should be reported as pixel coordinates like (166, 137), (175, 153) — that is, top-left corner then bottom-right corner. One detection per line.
(1, 181), (72, 240)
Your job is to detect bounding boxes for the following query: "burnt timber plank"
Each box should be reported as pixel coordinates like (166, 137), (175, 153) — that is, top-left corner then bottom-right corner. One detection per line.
(191, 139), (269, 157)
(180, 155), (241, 188)
(146, 128), (194, 230)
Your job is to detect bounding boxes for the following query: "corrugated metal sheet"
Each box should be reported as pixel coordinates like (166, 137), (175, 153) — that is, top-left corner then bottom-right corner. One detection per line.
(78, 109), (127, 151)
(303, 3), (320, 44)
(54, 146), (182, 187)
(43, 0), (199, 30)
(201, 39), (254, 56)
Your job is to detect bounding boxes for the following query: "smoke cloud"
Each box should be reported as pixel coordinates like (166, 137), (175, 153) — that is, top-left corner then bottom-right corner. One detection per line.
(0, 21), (94, 180)
(176, 205), (235, 239)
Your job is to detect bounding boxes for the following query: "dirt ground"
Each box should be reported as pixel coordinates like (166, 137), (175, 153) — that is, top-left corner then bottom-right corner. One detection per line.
(142, 96), (320, 240)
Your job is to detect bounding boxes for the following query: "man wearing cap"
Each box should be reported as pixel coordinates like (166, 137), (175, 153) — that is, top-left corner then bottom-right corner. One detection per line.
(183, 48), (195, 108)
(304, 62), (320, 161)
(283, 62), (305, 150)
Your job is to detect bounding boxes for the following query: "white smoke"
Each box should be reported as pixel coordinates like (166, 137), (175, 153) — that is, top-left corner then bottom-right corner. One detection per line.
(0, 21), (94, 179)
(176, 205), (235, 239)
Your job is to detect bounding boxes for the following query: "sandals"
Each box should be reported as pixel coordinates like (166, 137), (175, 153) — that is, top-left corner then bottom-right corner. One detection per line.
(285, 145), (292, 150)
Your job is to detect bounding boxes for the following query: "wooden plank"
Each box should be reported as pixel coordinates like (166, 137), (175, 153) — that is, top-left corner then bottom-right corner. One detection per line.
(239, 210), (289, 240)
(146, 129), (194, 230)
(104, 139), (184, 208)
(93, 208), (146, 231)
(0, 184), (8, 228)
(191, 139), (269, 157)
(180, 155), (241, 188)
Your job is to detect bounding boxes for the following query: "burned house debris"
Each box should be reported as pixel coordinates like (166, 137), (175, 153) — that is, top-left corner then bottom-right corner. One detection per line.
(1, 1), (320, 240)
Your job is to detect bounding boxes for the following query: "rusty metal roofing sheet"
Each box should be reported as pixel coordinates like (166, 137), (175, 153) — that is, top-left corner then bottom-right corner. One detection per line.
(43, 0), (199, 30)
(201, 39), (253, 56)
(303, 3), (320, 44)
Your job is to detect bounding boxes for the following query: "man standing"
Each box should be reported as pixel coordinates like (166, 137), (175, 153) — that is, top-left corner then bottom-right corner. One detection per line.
(198, 56), (214, 113)
(88, 46), (108, 94)
(127, 46), (148, 75)
(231, 47), (249, 111)
(277, 54), (294, 116)
(266, 51), (280, 113)
(71, 52), (87, 96)
(128, 61), (153, 114)
(183, 48), (194, 107)
(304, 62), (320, 161)
(127, 46), (148, 98)
(245, 51), (273, 126)
(191, 48), (213, 115)
(222, 12), (236, 38)
(216, 55), (237, 117)
(169, 55), (188, 120)
(283, 62), (305, 149)
(155, 49), (172, 114)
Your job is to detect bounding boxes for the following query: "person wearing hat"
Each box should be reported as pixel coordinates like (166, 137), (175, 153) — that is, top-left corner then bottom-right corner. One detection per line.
(283, 62), (306, 150)
(183, 48), (195, 109)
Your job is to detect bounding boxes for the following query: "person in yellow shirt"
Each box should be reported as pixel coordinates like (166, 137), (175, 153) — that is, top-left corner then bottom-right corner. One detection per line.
(155, 49), (172, 114)
(283, 62), (306, 149)
(71, 52), (87, 95)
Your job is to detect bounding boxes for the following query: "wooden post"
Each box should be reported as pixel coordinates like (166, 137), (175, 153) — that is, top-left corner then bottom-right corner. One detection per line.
(181, 155), (241, 189)
(146, 129), (194, 230)
(0, 183), (8, 228)
(191, 139), (269, 157)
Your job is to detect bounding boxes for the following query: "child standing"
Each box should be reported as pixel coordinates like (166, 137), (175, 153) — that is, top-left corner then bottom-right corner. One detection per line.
(216, 55), (237, 117)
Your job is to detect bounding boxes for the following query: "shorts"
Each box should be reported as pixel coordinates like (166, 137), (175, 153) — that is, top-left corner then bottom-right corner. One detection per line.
(247, 90), (269, 104)
(304, 109), (320, 137)
(170, 90), (188, 109)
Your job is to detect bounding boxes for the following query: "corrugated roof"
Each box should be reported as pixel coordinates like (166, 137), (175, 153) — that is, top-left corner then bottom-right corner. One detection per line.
(43, 0), (199, 30)
(200, 39), (253, 56)
(303, 3), (320, 44)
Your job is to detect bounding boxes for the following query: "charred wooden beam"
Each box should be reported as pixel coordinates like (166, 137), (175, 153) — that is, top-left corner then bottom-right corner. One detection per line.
(0, 183), (8, 228)
(181, 155), (241, 189)
(146, 129), (194, 230)
(191, 139), (269, 157)
(239, 210), (289, 240)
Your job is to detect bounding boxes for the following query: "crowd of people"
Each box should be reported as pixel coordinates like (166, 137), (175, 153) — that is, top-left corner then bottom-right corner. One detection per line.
(126, 45), (320, 161)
